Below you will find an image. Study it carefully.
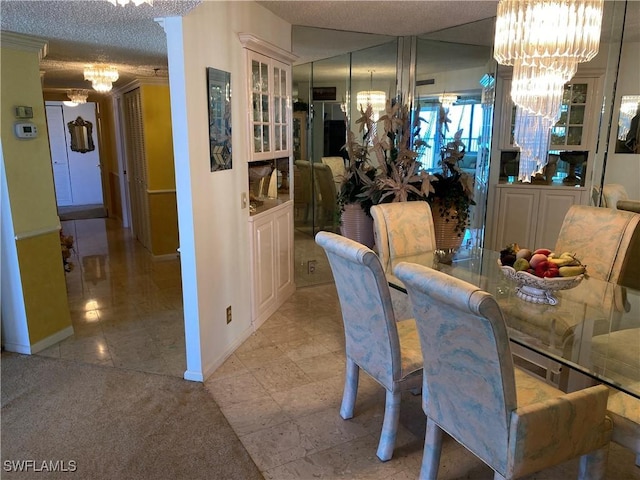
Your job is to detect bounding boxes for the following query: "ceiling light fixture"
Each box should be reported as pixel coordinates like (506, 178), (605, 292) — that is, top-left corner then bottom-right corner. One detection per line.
(65, 89), (89, 106)
(438, 93), (458, 109)
(494, 0), (604, 181)
(84, 65), (119, 93)
(356, 91), (386, 118)
(107, 0), (153, 6)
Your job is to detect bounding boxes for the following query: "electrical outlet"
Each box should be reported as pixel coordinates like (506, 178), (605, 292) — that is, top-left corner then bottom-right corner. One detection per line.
(307, 260), (317, 274)
(226, 306), (232, 324)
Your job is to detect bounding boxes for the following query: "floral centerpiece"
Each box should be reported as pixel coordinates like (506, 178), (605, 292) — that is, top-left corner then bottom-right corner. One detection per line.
(337, 98), (475, 248)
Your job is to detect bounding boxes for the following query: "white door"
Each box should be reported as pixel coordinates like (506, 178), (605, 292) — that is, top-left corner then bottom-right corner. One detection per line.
(64, 103), (103, 205)
(46, 105), (73, 206)
(45, 101), (104, 206)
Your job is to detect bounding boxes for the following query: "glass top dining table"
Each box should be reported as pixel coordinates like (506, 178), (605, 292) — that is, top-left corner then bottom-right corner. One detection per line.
(386, 248), (640, 399)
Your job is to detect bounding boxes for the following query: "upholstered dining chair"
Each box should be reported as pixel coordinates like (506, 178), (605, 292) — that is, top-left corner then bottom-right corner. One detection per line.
(554, 204), (640, 284)
(394, 262), (613, 480)
(315, 231), (423, 461)
(370, 201), (436, 273)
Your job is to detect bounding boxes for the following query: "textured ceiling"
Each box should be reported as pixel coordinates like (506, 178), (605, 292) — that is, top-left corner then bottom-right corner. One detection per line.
(0, 0), (499, 91)
(2, 0), (635, 93)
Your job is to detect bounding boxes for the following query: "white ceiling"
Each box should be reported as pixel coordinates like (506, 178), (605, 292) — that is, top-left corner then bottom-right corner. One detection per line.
(1, 1), (636, 92)
(0, 0), (499, 91)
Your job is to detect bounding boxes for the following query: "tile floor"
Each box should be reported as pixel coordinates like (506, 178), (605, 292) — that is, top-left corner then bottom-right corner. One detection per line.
(38, 218), (186, 376)
(38, 218), (640, 479)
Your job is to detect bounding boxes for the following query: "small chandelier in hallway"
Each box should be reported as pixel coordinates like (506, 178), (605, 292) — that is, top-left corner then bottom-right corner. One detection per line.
(84, 65), (119, 93)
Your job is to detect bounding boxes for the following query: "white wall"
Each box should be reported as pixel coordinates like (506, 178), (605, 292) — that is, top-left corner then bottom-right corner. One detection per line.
(162, 2), (292, 381)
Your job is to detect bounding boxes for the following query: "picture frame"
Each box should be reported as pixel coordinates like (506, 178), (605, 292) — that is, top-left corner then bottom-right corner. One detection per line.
(312, 86), (336, 101)
(206, 67), (232, 171)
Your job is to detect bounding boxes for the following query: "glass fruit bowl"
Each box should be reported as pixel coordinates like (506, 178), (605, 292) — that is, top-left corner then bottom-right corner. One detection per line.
(497, 260), (584, 305)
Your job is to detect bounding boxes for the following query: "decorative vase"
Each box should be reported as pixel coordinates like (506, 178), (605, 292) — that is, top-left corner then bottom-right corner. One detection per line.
(431, 200), (464, 251)
(340, 203), (375, 248)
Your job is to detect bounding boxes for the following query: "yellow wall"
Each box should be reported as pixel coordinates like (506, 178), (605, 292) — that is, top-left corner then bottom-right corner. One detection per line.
(149, 193), (179, 256)
(1, 38), (72, 347)
(139, 83), (179, 256)
(16, 232), (72, 343)
(1, 48), (58, 234)
(141, 84), (175, 190)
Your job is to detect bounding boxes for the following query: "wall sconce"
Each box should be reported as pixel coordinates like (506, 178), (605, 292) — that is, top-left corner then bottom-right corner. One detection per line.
(494, 0), (604, 181)
(63, 89), (89, 107)
(84, 65), (119, 93)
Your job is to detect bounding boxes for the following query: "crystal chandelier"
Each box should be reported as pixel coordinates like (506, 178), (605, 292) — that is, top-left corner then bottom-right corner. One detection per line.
(438, 93), (458, 109)
(494, 0), (604, 182)
(63, 89), (89, 107)
(107, 0), (153, 6)
(84, 65), (119, 93)
(356, 91), (386, 119)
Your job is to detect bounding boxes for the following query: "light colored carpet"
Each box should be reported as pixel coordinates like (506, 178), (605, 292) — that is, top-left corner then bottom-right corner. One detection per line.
(1, 353), (263, 480)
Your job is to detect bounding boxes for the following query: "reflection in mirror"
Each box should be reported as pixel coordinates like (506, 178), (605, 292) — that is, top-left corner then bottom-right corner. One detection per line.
(615, 95), (640, 154)
(207, 67), (232, 172)
(415, 18), (497, 248)
(67, 116), (95, 153)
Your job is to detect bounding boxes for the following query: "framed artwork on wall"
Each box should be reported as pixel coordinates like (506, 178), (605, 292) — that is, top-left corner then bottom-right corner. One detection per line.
(312, 87), (336, 101)
(207, 67), (232, 171)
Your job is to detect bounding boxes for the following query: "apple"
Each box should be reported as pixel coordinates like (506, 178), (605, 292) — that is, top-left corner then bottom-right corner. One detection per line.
(533, 248), (552, 256)
(529, 253), (548, 268)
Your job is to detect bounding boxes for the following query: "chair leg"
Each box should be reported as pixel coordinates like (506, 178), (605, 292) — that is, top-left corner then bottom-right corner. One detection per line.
(419, 418), (443, 480)
(578, 446), (609, 480)
(377, 390), (401, 461)
(340, 358), (359, 420)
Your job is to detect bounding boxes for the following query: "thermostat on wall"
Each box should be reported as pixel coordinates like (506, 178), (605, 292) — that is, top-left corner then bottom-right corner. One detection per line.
(14, 122), (38, 139)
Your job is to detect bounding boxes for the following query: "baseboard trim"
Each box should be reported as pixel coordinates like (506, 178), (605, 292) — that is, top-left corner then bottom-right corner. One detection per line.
(30, 326), (74, 354)
(198, 325), (255, 383)
(2, 342), (32, 354)
(152, 253), (180, 262)
(3, 325), (74, 355)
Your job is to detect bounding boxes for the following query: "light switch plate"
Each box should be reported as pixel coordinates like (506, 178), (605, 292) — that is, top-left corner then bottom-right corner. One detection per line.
(241, 192), (247, 209)
(15, 106), (33, 119)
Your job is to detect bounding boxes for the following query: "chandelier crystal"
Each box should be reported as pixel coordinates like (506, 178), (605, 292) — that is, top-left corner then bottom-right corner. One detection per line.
(438, 93), (458, 109)
(494, 0), (604, 182)
(84, 65), (119, 93)
(356, 91), (386, 119)
(66, 89), (89, 105)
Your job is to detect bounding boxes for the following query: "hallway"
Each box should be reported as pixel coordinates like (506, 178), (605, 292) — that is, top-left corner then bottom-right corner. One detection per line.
(38, 218), (186, 377)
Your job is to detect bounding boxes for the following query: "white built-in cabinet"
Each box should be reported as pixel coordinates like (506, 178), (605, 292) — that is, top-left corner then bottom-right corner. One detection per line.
(493, 184), (590, 250)
(240, 33), (297, 328)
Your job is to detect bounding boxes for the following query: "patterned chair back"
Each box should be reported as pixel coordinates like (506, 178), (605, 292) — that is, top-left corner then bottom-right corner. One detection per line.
(371, 202), (436, 272)
(555, 205), (640, 283)
(394, 262), (517, 473)
(315, 231), (402, 389)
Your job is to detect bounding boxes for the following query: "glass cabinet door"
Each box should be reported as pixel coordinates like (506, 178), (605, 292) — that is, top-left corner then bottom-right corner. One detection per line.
(251, 57), (270, 155)
(551, 83), (588, 148)
(273, 63), (288, 155)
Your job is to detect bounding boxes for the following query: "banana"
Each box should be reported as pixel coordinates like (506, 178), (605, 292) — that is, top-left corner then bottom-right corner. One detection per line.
(549, 257), (574, 266)
(559, 265), (586, 277)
